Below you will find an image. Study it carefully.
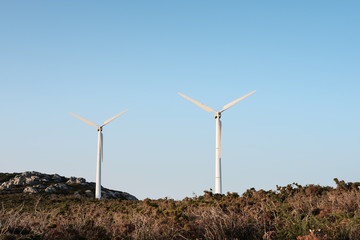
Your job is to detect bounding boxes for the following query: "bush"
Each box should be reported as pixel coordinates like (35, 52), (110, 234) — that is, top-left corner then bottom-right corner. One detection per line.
(1, 180), (360, 239)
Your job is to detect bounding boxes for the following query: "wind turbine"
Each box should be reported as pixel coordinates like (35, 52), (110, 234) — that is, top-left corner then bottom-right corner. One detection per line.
(179, 91), (256, 194)
(69, 110), (128, 199)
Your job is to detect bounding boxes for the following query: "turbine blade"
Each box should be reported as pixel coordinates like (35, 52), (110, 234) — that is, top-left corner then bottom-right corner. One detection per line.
(102, 109), (129, 127)
(101, 132), (103, 162)
(69, 112), (97, 127)
(220, 90), (256, 112)
(178, 93), (216, 113)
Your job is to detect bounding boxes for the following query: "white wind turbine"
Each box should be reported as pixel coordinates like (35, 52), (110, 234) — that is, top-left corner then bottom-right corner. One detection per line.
(69, 110), (128, 199)
(179, 91), (256, 194)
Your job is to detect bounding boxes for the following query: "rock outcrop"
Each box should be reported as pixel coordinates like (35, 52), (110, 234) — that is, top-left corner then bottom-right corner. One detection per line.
(23, 186), (38, 194)
(0, 171), (137, 200)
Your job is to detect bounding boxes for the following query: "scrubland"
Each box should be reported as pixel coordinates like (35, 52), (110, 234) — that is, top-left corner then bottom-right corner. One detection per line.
(1, 179), (360, 240)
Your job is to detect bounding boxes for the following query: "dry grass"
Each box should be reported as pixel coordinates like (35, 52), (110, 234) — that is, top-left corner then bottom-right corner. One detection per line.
(1, 180), (360, 239)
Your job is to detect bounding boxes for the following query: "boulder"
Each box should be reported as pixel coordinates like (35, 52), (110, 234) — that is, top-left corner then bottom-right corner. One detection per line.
(23, 187), (38, 194)
(54, 183), (68, 190)
(66, 177), (77, 184)
(30, 171), (40, 176)
(22, 171), (32, 178)
(76, 177), (86, 184)
(25, 176), (40, 185)
(122, 192), (138, 201)
(13, 175), (25, 185)
(41, 175), (50, 180)
(103, 191), (117, 199)
(0, 181), (14, 190)
(45, 186), (56, 193)
(67, 177), (86, 185)
(102, 190), (137, 200)
(85, 190), (93, 197)
(52, 174), (62, 182)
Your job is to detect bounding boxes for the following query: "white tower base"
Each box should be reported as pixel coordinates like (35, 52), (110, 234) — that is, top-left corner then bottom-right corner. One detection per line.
(95, 128), (102, 199)
(215, 113), (222, 194)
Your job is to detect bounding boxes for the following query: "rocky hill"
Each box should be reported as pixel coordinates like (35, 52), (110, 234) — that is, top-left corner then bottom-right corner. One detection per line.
(0, 171), (137, 200)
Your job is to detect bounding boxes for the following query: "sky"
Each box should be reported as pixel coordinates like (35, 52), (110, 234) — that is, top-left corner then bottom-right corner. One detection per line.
(0, 1), (359, 200)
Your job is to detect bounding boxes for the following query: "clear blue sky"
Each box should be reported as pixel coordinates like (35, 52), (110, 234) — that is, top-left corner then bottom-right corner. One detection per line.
(1, 1), (359, 200)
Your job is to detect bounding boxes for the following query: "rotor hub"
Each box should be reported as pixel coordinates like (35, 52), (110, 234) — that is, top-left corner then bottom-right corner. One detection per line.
(215, 112), (221, 119)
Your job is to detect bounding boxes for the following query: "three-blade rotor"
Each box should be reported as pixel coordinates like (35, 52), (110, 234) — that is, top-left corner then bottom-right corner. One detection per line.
(178, 90), (256, 114)
(69, 110), (128, 163)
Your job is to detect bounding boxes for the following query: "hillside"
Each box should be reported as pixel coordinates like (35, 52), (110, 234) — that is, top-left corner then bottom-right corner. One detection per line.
(0, 171), (137, 201)
(1, 174), (360, 240)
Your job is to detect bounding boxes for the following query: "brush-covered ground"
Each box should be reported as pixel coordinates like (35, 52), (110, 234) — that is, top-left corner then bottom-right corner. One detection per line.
(1, 177), (360, 240)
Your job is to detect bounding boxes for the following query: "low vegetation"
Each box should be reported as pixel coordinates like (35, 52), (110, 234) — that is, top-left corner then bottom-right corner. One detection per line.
(1, 178), (360, 239)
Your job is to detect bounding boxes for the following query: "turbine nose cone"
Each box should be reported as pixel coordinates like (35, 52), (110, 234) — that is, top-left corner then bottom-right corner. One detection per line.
(215, 112), (221, 119)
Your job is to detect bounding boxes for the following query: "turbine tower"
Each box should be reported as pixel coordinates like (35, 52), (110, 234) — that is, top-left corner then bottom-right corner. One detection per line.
(179, 91), (256, 194)
(69, 110), (128, 199)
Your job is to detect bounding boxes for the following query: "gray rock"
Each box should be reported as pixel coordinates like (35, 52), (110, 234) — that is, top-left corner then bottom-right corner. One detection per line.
(13, 175), (26, 185)
(67, 177), (86, 185)
(106, 191), (117, 198)
(76, 177), (86, 184)
(101, 190), (137, 200)
(25, 178), (33, 185)
(22, 171), (32, 178)
(54, 183), (68, 190)
(85, 190), (92, 197)
(1, 181), (14, 190)
(114, 192), (122, 198)
(45, 186), (56, 193)
(52, 174), (62, 182)
(25, 176), (39, 185)
(121, 192), (138, 201)
(66, 176), (76, 184)
(74, 191), (81, 196)
(23, 186), (38, 194)
(30, 171), (40, 176)
(32, 175), (40, 181)
(41, 175), (50, 180)
(0, 183), (7, 189)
